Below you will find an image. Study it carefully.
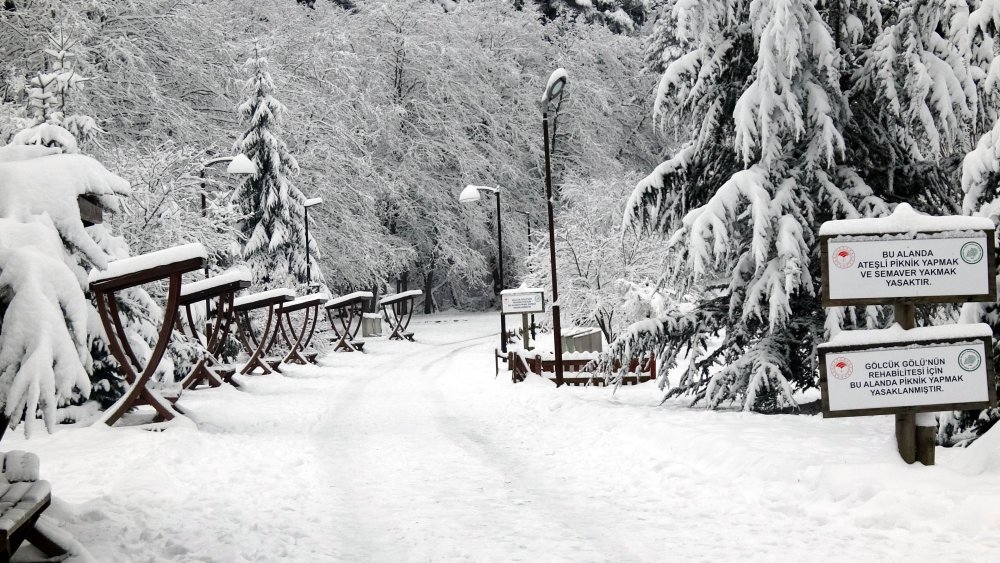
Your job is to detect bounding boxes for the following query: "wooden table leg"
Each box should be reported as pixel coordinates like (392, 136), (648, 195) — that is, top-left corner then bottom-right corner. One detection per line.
(98, 274), (184, 426)
(239, 306), (277, 375)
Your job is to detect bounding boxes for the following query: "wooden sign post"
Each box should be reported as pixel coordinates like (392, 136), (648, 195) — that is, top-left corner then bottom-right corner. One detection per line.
(501, 286), (546, 351)
(819, 204), (997, 465)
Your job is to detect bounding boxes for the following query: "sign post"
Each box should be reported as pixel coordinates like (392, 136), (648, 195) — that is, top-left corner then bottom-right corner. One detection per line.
(819, 204), (997, 465)
(501, 286), (546, 352)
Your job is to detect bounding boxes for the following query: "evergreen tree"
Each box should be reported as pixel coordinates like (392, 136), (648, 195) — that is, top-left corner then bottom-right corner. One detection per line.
(233, 49), (317, 286)
(608, 0), (890, 411)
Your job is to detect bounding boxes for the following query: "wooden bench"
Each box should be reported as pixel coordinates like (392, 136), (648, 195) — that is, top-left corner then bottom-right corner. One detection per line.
(0, 451), (66, 561)
(89, 243), (206, 426)
(232, 289), (294, 375)
(509, 352), (657, 386)
(175, 270), (251, 389)
(325, 291), (373, 352)
(267, 292), (327, 364)
(378, 290), (423, 341)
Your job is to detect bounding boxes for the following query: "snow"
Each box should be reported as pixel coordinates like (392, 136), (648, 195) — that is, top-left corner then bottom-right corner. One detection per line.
(326, 291), (374, 308)
(820, 322), (993, 349)
(88, 243), (207, 285)
(820, 203), (994, 236)
(8, 312), (1000, 561)
(282, 292), (329, 308)
(378, 289), (423, 305)
(499, 284), (543, 295)
(232, 288), (295, 309)
(540, 67), (567, 104)
(303, 197), (323, 207)
(179, 268), (252, 298)
(0, 144), (61, 163)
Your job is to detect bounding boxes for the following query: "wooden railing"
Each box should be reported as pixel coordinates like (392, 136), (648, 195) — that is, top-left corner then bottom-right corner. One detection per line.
(509, 351), (656, 387)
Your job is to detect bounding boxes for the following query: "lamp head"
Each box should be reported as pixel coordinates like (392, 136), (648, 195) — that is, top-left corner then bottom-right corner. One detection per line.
(540, 68), (568, 109)
(304, 197), (323, 208)
(459, 185), (483, 203)
(226, 153), (258, 176)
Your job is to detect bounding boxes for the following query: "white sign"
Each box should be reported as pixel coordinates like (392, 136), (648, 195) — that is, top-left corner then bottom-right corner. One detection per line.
(823, 233), (993, 305)
(821, 339), (994, 417)
(501, 291), (545, 314)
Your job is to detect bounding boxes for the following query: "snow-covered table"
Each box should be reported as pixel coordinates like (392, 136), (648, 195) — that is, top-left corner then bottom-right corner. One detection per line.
(176, 271), (252, 389)
(378, 290), (423, 341)
(269, 293), (328, 364)
(325, 291), (373, 352)
(89, 243), (207, 426)
(232, 289), (295, 375)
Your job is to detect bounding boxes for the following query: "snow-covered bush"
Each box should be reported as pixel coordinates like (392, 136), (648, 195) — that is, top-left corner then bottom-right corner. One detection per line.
(0, 148), (130, 436)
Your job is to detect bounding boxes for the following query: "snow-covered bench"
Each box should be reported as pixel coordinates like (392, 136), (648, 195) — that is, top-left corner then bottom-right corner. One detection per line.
(379, 290), (423, 341)
(269, 292), (327, 364)
(325, 291), (373, 352)
(0, 451), (67, 560)
(176, 270), (252, 389)
(509, 351), (657, 387)
(89, 243), (207, 426)
(233, 289), (295, 375)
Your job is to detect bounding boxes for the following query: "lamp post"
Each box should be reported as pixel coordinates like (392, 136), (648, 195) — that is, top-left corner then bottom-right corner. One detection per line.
(541, 68), (567, 387)
(460, 184), (507, 354)
(513, 209), (536, 340)
(199, 153), (256, 332)
(303, 197), (323, 288)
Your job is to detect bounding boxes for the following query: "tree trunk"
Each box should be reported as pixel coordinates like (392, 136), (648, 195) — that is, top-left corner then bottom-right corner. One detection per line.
(423, 269), (434, 314)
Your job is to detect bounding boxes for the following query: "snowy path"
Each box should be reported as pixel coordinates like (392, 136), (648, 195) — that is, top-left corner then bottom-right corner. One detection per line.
(8, 312), (1000, 562)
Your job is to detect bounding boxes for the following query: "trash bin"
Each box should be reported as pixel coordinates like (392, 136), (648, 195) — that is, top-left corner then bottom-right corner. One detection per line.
(362, 313), (383, 337)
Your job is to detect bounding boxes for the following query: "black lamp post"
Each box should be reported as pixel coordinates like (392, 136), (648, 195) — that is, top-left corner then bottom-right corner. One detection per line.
(513, 209), (536, 340)
(541, 68), (567, 387)
(199, 153), (256, 333)
(460, 184), (507, 354)
(303, 197), (323, 287)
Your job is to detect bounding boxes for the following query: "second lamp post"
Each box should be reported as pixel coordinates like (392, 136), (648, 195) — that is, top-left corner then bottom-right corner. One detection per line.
(460, 184), (507, 354)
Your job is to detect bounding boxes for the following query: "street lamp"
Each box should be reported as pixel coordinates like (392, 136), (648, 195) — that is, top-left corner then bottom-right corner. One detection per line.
(460, 184), (507, 354)
(303, 197), (323, 287)
(513, 209), (536, 341)
(541, 68), (567, 386)
(199, 153), (257, 332)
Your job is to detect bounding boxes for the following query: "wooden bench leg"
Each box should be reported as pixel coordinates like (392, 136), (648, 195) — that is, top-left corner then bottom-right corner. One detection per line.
(23, 521), (69, 559)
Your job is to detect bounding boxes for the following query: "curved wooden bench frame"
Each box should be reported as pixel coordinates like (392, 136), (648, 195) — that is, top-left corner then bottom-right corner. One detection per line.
(233, 291), (294, 375)
(175, 276), (251, 389)
(267, 294), (326, 364)
(325, 292), (372, 352)
(379, 290), (422, 341)
(90, 251), (205, 426)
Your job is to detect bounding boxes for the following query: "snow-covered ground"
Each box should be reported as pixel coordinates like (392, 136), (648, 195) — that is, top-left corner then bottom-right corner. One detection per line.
(8, 312), (1000, 562)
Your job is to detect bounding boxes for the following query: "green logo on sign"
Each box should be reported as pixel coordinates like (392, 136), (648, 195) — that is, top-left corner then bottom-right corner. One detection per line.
(959, 349), (982, 372)
(961, 241), (984, 264)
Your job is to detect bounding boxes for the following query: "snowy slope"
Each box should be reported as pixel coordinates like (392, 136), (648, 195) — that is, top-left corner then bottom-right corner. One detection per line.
(6, 312), (1000, 561)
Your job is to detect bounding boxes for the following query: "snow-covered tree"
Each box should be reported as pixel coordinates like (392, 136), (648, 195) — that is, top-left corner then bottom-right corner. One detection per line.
(613, 0), (895, 412)
(233, 49), (315, 286)
(525, 173), (669, 343)
(0, 147), (131, 437)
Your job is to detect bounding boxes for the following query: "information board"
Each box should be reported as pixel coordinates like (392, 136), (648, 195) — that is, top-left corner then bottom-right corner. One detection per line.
(821, 232), (996, 306)
(819, 336), (996, 418)
(501, 290), (545, 314)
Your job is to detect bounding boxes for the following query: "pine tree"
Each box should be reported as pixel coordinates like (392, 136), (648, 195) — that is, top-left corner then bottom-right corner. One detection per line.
(233, 49), (316, 286)
(609, 0), (891, 411)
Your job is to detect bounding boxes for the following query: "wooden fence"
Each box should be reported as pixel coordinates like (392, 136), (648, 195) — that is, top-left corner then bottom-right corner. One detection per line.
(508, 351), (656, 386)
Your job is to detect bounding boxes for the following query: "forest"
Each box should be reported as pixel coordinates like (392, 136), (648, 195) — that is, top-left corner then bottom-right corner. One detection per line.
(4, 0), (1000, 447)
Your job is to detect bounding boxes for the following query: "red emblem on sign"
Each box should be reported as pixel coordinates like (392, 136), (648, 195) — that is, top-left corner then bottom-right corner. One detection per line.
(832, 246), (855, 269)
(830, 357), (853, 380)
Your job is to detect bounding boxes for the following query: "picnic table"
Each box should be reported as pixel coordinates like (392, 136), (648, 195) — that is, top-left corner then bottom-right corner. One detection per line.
(174, 270), (251, 389)
(232, 289), (294, 375)
(267, 292), (327, 364)
(378, 289), (423, 341)
(90, 243), (206, 426)
(325, 291), (373, 352)
(0, 451), (67, 560)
